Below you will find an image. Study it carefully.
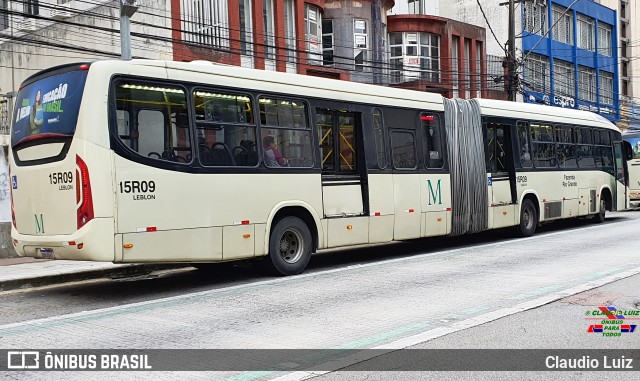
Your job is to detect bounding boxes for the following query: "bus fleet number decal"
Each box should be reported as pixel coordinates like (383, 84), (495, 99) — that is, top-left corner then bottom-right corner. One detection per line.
(49, 172), (74, 191)
(119, 180), (156, 200)
(516, 175), (527, 187)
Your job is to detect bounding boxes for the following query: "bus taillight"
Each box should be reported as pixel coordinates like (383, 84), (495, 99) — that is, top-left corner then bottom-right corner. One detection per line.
(8, 167), (15, 229)
(76, 155), (94, 229)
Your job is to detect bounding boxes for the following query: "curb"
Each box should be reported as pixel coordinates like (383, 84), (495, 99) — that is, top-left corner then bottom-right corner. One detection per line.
(0, 264), (190, 292)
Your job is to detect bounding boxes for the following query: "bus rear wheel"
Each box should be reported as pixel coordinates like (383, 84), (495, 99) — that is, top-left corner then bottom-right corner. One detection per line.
(517, 199), (537, 237)
(263, 216), (312, 276)
(594, 199), (606, 223)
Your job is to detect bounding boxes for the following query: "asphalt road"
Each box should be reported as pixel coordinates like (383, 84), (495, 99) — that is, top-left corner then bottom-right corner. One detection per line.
(1, 211), (639, 380)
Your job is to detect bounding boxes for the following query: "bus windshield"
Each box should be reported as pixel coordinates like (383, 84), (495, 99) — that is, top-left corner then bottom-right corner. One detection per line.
(11, 68), (89, 147)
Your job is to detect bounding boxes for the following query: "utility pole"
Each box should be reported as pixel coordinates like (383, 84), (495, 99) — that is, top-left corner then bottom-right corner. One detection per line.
(371, 0), (383, 85)
(507, 0), (517, 101)
(120, 0), (139, 60)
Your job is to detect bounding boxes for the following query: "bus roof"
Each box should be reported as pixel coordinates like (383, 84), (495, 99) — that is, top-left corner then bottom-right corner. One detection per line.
(475, 98), (620, 132)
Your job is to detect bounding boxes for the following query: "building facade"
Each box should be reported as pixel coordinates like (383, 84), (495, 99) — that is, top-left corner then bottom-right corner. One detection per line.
(597, 0), (640, 129)
(521, 0), (619, 122)
(386, 14), (489, 99)
(0, 0), (173, 134)
(171, 0), (398, 83)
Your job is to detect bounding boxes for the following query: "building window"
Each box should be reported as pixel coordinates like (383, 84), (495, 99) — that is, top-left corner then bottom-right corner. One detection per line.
(553, 59), (574, 97)
(354, 19), (368, 71)
(452, 36), (459, 97)
(407, 0), (425, 14)
(600, 71), (614, 105)
(322, 19), (334, 66)
(239, 0), (253, 55)
(552, 5), (573, 45)
(305, 4), (322, 65)
(578, 66), (596, 102)
(464, 38), (470, 99)
(263, 0), (275, 61)
(24, 0), (39, 15)
(524, 1), (546, 35)
(577, 14), (595, 52)
(388, 32), (440, 83)
(524, 53), (550, 94)
(598, 23), (612, 56)
(476, 42), (482, 98)
(182, 0), (229, 49)
(0, 0), (9, 30)
(284, 0), (296, 63)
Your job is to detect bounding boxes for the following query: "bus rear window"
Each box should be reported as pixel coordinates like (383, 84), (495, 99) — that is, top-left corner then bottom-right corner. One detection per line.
(11, 69), (88, 147)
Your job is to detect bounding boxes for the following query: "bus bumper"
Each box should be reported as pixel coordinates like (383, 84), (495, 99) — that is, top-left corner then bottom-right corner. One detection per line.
(11, 218), (115, 262)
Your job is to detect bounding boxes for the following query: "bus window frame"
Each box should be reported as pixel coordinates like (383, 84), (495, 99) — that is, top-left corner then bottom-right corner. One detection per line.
(192, 87), (260, 168)
(555, 124), (578, 169)
(256, 94), (315, 169)
(109, 76), (195, 169)
(372, 107), (387, 170)
(515, 120), (533, 169)
(390, 129), (418, 171)
(419, 111), (446, 171)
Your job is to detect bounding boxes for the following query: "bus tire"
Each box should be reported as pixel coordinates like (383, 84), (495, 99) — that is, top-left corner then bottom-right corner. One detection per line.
(594, 199), (606, 223)
(264, 216), (312, 276)
(517, 199), (537, 237)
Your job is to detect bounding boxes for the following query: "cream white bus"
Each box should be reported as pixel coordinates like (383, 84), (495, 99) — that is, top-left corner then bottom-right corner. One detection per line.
(623, 131), (640, 205)
(9, 60), (630, 275)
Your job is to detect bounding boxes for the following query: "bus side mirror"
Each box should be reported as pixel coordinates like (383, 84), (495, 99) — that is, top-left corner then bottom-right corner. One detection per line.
(623, 141), (633, 161)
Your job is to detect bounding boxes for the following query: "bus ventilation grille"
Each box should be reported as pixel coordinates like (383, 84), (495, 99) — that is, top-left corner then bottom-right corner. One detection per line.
(590, 190), (597, 213)
(544, 201), (562, 220)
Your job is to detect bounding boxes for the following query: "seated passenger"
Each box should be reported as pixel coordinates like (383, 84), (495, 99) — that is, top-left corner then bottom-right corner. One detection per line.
(263, 135), (288, 167)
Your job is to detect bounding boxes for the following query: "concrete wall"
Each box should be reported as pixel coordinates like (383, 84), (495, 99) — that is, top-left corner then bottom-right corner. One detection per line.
(437, 0), (517, 57)
(0, 0), (173, 95)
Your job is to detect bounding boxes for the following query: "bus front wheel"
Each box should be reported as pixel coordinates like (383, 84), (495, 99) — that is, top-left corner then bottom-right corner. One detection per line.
(517, 199), (538, 237)
(264, 216), (312, 276)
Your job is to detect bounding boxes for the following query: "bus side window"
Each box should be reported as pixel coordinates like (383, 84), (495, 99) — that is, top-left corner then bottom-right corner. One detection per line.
(420, 113), (443, 169)
(373, 109), (386, 169)
(116, 110), (133, 149)
(259, 97), (313, 168)
(576, 127), (595, 167)
(390, 130), (416, 169)
(115, 82), (191, 164)
(556, 125), (576, 168)
(517, 122), (532, 168)
(530, 122), (556, 168)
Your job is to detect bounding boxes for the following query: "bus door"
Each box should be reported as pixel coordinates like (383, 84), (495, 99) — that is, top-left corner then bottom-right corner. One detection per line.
(487, 123), (517, 228)
(613, 141), (630, 210)
(316, 109), (369, 247)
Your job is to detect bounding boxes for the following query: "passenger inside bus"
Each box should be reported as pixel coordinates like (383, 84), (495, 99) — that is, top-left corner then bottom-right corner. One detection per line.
(234, 140), (259, 166)
(263, 135), (289, 167)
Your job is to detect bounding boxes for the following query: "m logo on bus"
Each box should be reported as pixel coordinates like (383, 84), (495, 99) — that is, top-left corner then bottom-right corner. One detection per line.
(34, 214), (44, 234)
(427, 179), (443, 206)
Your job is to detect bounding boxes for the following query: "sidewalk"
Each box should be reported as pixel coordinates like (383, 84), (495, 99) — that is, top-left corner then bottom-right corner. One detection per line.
(0, 257), (187, 292)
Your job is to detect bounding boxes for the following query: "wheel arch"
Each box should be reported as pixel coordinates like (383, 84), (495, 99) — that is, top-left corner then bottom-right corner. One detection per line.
(519, 190), (541, 223)
(599, 186), (613, 211)
(263, 202), (323, 256)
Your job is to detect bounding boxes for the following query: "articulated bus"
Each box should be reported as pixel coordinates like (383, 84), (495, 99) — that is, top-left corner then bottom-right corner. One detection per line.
(623, 131), (640, 205)
(9, 60), (630, 275)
